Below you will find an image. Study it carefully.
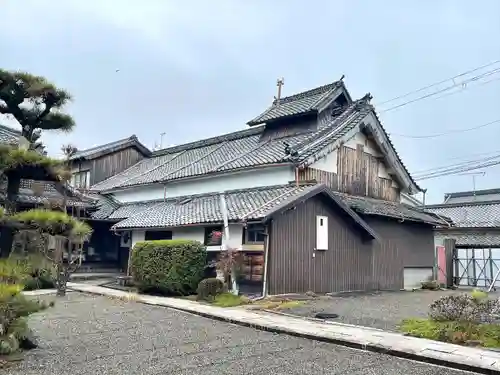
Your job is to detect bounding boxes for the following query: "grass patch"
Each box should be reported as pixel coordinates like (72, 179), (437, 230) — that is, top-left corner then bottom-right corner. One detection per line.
(399, 318), (500, 347)
(252, 298), (306, 311)
(212, 293), (250, 307)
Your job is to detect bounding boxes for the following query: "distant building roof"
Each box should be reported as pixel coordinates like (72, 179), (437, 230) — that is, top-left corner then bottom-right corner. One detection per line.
(425, 200), (500, 228)
(443, 188), (500, 204)
(70, 135), (151, 161)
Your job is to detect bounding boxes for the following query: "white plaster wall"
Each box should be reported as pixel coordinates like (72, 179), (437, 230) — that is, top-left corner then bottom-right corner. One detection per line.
(310, 150), (338, 173)
(112, 167), (294, 203)
(131, 224), (244, 252)
(131, 230), (145, 250)
(401, 193), (423, 207)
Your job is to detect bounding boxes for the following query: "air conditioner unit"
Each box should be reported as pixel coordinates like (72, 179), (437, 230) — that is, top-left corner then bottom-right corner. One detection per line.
(120, 231), (131, 247)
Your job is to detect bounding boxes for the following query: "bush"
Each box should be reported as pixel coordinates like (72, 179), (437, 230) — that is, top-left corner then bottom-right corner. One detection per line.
(131, 239), (207, 296)
(421, 280), (440, 290)
(429, 293), (500, 323)
(197, 278), (224, 301)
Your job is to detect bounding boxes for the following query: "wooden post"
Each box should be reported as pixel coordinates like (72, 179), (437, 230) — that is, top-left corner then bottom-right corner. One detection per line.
(444, 238), (456, 288)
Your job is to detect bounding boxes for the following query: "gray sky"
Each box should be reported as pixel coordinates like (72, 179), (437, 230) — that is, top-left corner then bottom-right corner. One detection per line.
(1, 0), (500, 203)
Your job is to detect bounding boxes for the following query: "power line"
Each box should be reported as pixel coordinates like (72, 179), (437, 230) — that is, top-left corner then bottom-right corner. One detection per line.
(411, 149), (500, 174)
(413, 154), (500, 178)
(378, 66), (500, 113)
(414, 156), (500, 181)
(389, 118), (500, 139)
(376, 58), (500, 106)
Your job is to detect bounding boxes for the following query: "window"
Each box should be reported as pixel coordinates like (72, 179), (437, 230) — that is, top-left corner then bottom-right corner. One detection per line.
(145, 231), (172, 241)
(316, 215), (328, 250)
(71, 170), (90, 189)
(245, 224), (265, 243)
(204, 226), (223, 246)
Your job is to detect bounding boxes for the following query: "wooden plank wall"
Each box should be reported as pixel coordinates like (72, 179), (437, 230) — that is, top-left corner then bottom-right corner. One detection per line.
(298, 144), (400, 202)
(91, 148), (145, 185)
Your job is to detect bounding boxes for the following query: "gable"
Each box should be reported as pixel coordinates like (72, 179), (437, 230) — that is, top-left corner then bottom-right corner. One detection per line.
(302, 107), (420, 195)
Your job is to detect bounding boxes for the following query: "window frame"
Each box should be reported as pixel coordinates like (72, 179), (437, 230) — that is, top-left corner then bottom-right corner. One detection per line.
(144, 230), (173, 241)
(244, 223), (266, 244)
(204, 226), (223, 246)
(71, 170), (90, 189)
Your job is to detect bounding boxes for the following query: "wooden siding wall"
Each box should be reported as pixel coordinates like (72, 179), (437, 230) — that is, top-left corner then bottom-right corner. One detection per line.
(268, 196), (436, 294)
(299, 144), (400, 202)
(268, 196), (374, 295)
(90, 148), (145, 185)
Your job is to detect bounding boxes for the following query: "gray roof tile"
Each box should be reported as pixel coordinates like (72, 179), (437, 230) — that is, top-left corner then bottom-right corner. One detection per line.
(91, 99), (371, 192)
(70, 135), (151, 160)
(111, 184), (316, 229)
(336, 192), (447, 225)
(0, 124), (21, 144)
(425, 201), (500, 228)
(247, 82), (343, 126)
(110, 183), (443, 230)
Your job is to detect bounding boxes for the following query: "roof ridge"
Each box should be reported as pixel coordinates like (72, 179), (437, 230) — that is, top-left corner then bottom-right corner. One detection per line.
(274, 81), (340, 105)
(425, 200), (500, 209)
(152, 126), (264, 156)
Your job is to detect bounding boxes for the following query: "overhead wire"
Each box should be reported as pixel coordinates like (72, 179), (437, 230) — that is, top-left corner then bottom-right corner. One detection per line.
(376, 58), (500, 106)
(378, 66), (500, 113)
(389, 118), (500, 139)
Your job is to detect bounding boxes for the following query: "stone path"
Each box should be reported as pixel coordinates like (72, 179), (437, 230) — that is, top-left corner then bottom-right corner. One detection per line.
(9, 292), (474, 375)
(63, 283), (500, 374)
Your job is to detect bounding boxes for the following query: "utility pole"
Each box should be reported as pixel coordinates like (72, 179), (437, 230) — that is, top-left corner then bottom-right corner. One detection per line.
(159, 132), (166, 149)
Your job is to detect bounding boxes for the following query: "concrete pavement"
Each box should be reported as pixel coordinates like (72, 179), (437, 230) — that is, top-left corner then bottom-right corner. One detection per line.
(11, 292), (477, 375)
(59, 283), (500, 374)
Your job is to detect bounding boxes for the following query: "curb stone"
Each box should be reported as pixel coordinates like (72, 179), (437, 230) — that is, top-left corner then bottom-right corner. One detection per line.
(66, 283), (500, 375)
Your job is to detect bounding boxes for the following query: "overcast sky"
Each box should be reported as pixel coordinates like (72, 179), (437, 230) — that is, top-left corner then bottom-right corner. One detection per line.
(1, 1), (500, 203)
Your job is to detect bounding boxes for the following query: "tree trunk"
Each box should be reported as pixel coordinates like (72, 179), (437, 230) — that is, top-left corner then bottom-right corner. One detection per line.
(0, 173), (20, 258)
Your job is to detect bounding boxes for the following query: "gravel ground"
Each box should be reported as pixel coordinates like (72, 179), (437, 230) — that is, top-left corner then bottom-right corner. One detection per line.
(5, 292), (478, 375)
(284, 289), (500, 331)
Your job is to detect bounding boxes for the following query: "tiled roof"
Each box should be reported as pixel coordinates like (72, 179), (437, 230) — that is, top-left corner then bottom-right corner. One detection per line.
(443, 188), (500, 204)
(425, 201), (500, 228)
(435, 230), (500, 247)
(91, 99), (370, 192)
(336, 193), (448, 226)
(0, 179), (94, 208)
(247, 81), (344, 126)
(111, 184), (313, 229)
(0, 124), (21, 145)
(109, 183), (443, 230)
(89, 194), (120, 220)
(70, 135), (151, 161)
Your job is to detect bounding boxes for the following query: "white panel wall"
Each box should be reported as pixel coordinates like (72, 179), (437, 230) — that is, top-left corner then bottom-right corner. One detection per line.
(132, 224), (244, 252)
(112, 167), (294, 203)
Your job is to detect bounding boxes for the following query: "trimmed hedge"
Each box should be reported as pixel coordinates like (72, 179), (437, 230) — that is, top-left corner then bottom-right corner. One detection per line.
(130, 239), (207, 296)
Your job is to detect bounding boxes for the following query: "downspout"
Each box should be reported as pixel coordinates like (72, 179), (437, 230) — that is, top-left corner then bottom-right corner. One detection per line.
(422, 188), (427, 206)
(253, 221), (270, 301)
(295, 166), (299, 187)
(261, 223), (270, 298)
(219, 192), (238, 295)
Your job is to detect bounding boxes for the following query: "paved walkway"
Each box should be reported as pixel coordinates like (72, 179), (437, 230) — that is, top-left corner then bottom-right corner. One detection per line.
(10, 293), (473, 375)
(64, 283), (500, 374)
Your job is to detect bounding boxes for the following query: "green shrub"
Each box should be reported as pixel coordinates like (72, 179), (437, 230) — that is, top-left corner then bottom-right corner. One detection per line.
(0, 284), (49, 355)
(429, 293), (500, 323)
(196, 278), (224, 301)
(131, 239), (207, 296)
